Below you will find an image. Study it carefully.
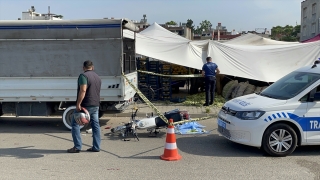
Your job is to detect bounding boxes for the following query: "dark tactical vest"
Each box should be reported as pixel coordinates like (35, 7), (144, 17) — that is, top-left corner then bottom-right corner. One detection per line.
(77, 70), (101, 107)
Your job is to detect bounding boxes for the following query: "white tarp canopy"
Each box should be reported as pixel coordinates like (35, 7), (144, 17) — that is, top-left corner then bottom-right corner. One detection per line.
(136, 23), (320, 82)
(224, 33), (299, 45)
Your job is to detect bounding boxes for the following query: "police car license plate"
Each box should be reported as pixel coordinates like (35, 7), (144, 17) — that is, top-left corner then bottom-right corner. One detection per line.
(218, 119), (226, 129)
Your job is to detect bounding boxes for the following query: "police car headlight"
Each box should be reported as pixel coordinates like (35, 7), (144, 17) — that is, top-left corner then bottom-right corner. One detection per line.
(235, 111), (265, 120)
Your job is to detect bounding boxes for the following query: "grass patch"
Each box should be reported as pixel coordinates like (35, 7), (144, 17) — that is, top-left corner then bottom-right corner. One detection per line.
(182, 92), (225, 108)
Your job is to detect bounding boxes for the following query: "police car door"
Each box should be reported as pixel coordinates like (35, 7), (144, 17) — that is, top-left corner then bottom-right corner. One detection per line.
(305, 85), (320, 143)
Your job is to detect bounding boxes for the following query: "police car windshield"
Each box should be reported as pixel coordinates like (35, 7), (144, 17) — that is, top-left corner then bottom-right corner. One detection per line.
(260, 71), (320, 100)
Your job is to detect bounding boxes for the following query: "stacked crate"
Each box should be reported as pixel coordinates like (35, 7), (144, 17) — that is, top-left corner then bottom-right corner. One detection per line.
(136, 58), (150, 98)
(159, 63), (172, 101)
(147, 61), (160, 100)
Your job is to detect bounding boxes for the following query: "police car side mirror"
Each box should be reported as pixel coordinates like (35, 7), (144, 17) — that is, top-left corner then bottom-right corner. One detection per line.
(313, 92), (320, 101)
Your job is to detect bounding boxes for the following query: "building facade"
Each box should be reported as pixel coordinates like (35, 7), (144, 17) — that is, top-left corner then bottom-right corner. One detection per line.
(132, 14), (150, 32)
(194, 22), (241, 41)
(300, 0), (319, 42)
(21, 6), (62, 20)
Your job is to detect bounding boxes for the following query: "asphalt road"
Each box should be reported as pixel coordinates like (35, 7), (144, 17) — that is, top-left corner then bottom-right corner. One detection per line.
(0, 116), (320, 180)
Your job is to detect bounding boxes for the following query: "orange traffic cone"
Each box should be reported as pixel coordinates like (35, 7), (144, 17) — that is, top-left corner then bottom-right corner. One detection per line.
(160, 118), (182, 161)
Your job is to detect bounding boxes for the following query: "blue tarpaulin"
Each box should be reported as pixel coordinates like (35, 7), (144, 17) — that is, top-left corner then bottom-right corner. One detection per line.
(174, 121), (208, 135)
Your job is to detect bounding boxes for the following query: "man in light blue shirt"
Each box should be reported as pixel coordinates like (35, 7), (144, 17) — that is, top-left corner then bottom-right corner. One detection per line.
(202, 57), (220, 106)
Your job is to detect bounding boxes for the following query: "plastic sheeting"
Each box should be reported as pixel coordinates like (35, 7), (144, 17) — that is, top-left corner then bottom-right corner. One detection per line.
(208, 41), (320, 82)
(224, 33), (299, 45)
(174, 122), (208, 135)
(136, 23), (320, 82)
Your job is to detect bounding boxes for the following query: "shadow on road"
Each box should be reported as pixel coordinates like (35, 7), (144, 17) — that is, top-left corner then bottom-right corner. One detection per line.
(0, 146), (66, 159)
(291, 146), (320, 156)
(104, 129), (167, 141)
(0, 117), (110, 133)
(3, 119), (320, 159)
(122, 156), (160, 160)
(176, 133), (320, 157)
(176, 134), (263, 157)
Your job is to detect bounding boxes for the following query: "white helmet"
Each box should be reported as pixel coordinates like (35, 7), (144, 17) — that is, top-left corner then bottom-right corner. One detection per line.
(73, 107), (90, 125)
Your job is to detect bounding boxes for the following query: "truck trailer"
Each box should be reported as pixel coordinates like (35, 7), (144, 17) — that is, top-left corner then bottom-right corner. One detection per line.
(0, 18), (138, 129)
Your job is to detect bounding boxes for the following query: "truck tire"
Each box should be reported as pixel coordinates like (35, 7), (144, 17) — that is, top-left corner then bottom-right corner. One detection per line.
(62, 106), (85, 130)
(0, 104), (3, 116)
(262, 123), (297, 157)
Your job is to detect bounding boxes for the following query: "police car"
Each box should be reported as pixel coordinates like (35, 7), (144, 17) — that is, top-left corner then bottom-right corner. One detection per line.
(217, 65), (320, 157)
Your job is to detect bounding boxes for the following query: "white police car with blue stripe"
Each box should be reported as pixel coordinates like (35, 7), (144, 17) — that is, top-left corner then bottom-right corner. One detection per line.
(218, 64), (320, 156)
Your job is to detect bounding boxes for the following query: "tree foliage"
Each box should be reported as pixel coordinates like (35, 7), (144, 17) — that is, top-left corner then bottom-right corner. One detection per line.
(166, 21), (177, 25)
(186, 19), (195, 32)
(53, 15), (63, 19)
(199, 20), (212, 31)
(292, 25), (301, 37)
(194, 20), (212, 35)
(271, 25), (300, 42)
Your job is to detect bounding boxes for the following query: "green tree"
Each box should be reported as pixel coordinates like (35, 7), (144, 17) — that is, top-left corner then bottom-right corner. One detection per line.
(271, 26), (282, 40)
(53, 15), (63, 19)
(193, 20), (212, 35)
(194, 26), (202, 35)
(166, 21), (177, 25)
(186, 19), (195, 32)
(199, 20), (212, 32)
(283, 25), (293, 37)
(271, 25), (299, 42)
(292, 25), (301, 37)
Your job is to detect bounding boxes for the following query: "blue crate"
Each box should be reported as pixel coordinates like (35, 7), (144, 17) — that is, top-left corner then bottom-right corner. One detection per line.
(161, 91), (171, 96)
(161, 96), (171, 101)
(148, 62), (160, 73)
(137, 59), (148, 71)
(160, 77), (171, 83)
(161, 86), (171, 92)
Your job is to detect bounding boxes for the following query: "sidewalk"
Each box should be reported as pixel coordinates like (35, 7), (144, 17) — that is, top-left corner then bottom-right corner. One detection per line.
(105, 102), (221, 118)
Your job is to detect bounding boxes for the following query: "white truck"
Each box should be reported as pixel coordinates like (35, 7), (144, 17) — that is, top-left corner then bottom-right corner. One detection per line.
(0, 18), (138, 129)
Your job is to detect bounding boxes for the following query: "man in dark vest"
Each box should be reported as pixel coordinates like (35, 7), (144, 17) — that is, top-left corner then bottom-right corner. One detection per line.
(68, 60), (102, 153)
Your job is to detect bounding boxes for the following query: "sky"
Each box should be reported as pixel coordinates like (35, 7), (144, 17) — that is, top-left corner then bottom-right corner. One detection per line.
(0, 0), (302, 32)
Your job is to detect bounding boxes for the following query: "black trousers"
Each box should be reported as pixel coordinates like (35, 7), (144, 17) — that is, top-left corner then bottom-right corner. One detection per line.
(205, 76), (216, 105)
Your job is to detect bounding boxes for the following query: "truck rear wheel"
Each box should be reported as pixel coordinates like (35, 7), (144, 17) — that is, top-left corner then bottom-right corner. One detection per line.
(262, 123), (297, 157)
(62, 106), (85, 130)
(0, 104), (3, 116)
(99, 110), (104, 118)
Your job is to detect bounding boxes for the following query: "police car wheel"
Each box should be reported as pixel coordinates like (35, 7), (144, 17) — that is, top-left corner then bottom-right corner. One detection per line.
(262, 123), (297, 157)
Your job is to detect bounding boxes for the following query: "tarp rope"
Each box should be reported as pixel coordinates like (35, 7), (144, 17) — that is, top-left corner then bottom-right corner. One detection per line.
(122, 73), (215, 125)
(122, 73), (168, 124)
(137, 70), (202, 78)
